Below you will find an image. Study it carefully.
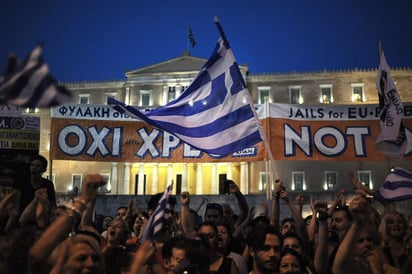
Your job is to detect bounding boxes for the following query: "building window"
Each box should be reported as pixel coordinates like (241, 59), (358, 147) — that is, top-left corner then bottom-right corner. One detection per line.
(259, 172), (273, 192)
(140, 90), (151, 107)
(98, 174), (111, 193)
(168, 86), (176, 102)
(27, 107), (37, 113)
(105, 93), (117, 104)
(320, 85), (333, 104)
(79, 95), (90, 104)
(324, 171), (337, 191)
(351, 84), (364, 102)
(289, 86), (302, 104)
(72, 174), (82, 192)
(258, 87), (270, 104)
(181, 85), (188, 93)
(357, 170), (373, 189)
(291, 171), (305, 191)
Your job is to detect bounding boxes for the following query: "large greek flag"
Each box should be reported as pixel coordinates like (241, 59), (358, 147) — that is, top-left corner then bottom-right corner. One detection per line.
(108, 37), (263, 156)
(0, 45), (71, 108)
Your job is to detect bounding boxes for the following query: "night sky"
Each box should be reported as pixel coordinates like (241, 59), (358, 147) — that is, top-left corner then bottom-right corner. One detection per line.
(1, 0), (411, 82)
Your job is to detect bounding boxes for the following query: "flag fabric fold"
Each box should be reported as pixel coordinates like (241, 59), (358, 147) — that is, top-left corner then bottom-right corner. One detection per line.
(108, 36), (264, 156)
(188, 25), (196, 48)
(375, 51), (408, 159)
(375, 167), (412, 201)
(139, 182), (174, 244)
(0, 45), (71, 108)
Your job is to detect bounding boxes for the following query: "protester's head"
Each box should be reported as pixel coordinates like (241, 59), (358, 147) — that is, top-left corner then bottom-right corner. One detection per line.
(278, 247), (305, 274)
(173, 237), (210, 274)
(116, 206), (127, 218)
(252, 215), (271, 228)
(281, 218), (296, 235)
(102, 216), (114, 231)
(132, 212), (148, 236)
(379, 211), (408, 242)
(242, 215), (271, 244)
(248, 225), (282, 273)
(198, 221), (219, 252)
(305, 215), (318, 233)
(355, 224), (379, 258)
(30, 154), (48, 176)
(281, 232), (304, 255)
(51, 234), (104, 274)
(204, 203), (223, 225)
(162, 237), (188, 274)
(331, 205), (352, 240)
(216, 223), (232, 254)
(107, 218), (130, 245)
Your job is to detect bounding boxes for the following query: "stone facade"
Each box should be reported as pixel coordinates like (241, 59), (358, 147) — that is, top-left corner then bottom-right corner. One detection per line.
(22, 52), (411, 221)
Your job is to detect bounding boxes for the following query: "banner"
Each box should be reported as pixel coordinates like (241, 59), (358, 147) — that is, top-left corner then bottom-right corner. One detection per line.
(50, 103), (412, 162)
(50, 105), (264, 162)
(0, 111), (40, 185)
(263, 103), (412, 161)
(0, 113), (40, 152)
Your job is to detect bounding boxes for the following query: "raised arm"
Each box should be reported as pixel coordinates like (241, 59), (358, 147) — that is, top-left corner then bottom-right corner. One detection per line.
(0, 191), (18, 216)
(180, 191), (197, 239)
(306, 196), (318, 243)
(28, 174), (106, 266)
(313, 199), (329, 274)
(327, 189), (345, 217)
(270, 179), (283, 231)
(79, 196), (99, 234)
(229, 180), (249, 228)
(349, 172), (395, 214)
(332, 193), (384, 274)
(19, 194), (39, 226)
(281, 188), (312, 258)
(123, 198), (136, 223)
(34, 188), (51, 229)
(295, 193), (304, 219)
(280, 189), (304, 226)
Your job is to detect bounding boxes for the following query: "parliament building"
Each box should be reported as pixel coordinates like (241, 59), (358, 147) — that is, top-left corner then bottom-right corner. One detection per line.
(29, 51), (411, 209)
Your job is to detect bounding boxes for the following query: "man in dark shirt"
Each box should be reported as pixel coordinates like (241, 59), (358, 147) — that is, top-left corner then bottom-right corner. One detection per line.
(13, 154), (56, 214)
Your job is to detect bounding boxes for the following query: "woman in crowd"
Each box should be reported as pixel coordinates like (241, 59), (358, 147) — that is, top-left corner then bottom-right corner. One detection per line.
(278, 247), (308, 274)
(50, 234), (104, 274)
(379, 211), (409, 270)
(102, 217), (135, 274)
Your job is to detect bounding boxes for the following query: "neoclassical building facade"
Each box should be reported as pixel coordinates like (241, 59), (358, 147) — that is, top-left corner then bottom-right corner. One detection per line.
(30, 51), (412, 197)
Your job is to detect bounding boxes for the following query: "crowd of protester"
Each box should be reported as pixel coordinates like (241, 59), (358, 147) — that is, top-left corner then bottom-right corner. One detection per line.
(0, 155), (411, 274)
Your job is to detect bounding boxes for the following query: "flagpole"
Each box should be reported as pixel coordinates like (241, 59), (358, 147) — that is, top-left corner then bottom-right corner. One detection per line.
(187, 26), (190, 54)
(264, 99), (273, 200)
(378, 41), (382, 57)
(378, 41), (394, 171)
(213, 17), (230, 48)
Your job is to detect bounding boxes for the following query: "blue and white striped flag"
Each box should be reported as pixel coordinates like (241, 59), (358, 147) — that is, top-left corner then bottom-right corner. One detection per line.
(108, 36), (264, 156)
(139, 182), (174, 244)
(0, 45), (71, 108)
(375, 167), (412, 201)
(375, 51), (408, 159)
